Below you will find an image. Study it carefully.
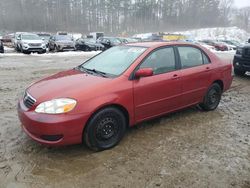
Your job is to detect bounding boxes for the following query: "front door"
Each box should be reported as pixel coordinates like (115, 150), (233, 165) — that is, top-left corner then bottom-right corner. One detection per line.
(133, 47), (182, 122)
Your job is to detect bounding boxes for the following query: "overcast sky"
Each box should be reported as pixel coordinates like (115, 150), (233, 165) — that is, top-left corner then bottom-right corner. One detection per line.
(234, 0), (250, 8)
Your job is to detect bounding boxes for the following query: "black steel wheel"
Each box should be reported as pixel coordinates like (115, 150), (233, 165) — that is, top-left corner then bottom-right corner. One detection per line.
(200, 83), (222, 111)
(83, 107), (127, 151)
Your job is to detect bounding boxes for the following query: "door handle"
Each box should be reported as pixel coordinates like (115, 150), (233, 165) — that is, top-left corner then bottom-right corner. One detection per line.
(205, 67), (211, 72)
(172, 74), (180, 80)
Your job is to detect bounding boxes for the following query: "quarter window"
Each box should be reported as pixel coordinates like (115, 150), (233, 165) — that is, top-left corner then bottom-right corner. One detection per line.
(178, 47), (203, 68)
(140, 47), (176, 75)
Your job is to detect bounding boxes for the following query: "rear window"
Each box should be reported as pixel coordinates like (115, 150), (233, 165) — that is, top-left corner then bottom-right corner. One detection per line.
(178, 47), (204, 68)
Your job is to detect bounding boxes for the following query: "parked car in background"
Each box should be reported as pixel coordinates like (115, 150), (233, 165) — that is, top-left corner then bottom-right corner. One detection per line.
(56, 31), (68, 35)
(96, 37), (122, 50)
(69, 33), (82, 41)
(0, 40), (4, 53)
(220, 40), (241, 47)
(233, 44), (250, 76)
(18, 42), (233, 151)
(118, 37), (140, 43)
(89, 32), (104, 41)
(48, 35), (75, 52)
(201, 40), (228, 51)
(75, 38), (104, 51)
(197, 42), (216, 51)
(16, 33), (46, 54)
(1, 33), (14, 43)
(141, 34), (163, 42)
(37, 33), (51, 48)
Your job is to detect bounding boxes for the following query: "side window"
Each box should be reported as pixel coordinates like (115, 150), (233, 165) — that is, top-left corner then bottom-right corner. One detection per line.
(178, 47), (203, 68)
(202, 53), (210, 64)
(140, 47), (176, 75)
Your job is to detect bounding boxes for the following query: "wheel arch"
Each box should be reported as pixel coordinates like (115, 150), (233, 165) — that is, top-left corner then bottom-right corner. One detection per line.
(212, 79), (224, 91)
(82, 103), (130, 141)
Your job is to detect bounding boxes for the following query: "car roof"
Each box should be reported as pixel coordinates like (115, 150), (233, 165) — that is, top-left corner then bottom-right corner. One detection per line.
(125, 41), (198, 48)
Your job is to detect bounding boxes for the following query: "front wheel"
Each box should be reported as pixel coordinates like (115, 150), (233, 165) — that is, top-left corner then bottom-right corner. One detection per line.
(199, 83), (222, 111)
(83, 107), (127, 151)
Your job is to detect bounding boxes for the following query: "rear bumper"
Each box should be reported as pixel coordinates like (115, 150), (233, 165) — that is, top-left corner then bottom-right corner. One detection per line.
(17, 100), (89, 146)
(233, 55), (250, 71)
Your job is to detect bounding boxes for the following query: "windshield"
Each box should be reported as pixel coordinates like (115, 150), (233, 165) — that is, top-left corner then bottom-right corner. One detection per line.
(22, 34), (41, 40)
(84, 39), (96, 43)
(38, 34), (50, 40)
(109, 38), (122, 44)
(55, 35), (72, 41)
(80, 46), (147, 76)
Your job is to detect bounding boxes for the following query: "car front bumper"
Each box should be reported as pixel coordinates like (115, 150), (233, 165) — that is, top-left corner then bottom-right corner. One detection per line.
(17, 99), (89, 146)
(57, 44), (75, 51)
(233, 55), (250, 71)
(22, 45), (46, 52)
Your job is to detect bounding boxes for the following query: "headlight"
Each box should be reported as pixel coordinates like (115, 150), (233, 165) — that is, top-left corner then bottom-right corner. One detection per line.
(35, 98), (77, 114)
(22, 42), (28, 45)
(236, 47), (243, 55)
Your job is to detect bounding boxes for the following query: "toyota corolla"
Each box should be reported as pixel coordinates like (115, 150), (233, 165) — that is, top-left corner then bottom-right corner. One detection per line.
(18, 42), (233, 151)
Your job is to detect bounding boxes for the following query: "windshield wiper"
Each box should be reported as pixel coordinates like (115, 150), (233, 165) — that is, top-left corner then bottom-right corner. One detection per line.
(79, 67), (109, 78)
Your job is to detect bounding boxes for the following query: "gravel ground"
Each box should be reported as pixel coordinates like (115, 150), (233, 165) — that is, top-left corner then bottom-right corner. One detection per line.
(0, 52), (249, 188)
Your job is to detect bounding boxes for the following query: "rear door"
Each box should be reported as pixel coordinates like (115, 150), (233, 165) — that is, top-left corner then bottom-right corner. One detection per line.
(133, 46), (182, 122)
(177, 46), (212, 106)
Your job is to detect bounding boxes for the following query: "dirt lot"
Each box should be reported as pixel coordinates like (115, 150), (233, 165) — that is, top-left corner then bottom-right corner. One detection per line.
(0, 52), (249, 188)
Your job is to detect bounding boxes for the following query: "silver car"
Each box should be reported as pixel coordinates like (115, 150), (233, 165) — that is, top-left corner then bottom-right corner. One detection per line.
(48, 35), (75, 52)
(16, 33), (46, 54)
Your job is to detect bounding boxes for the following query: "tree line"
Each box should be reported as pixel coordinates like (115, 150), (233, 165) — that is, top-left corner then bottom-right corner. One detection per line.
(0, 0), (249, 35)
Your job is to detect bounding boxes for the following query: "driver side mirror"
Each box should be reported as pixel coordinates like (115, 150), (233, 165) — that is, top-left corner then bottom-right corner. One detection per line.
(248, 38), (250, 43)
(135, 68), (153, 78)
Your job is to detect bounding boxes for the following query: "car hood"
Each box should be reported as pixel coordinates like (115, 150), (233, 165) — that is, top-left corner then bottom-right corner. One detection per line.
(27, 69), (111, 102)
(56, 40), (74, 44)
(22, 40), (43, 43)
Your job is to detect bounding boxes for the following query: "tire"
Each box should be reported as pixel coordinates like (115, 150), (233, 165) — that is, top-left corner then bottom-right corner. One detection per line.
(48, 45), (52, 52)
(200, 83), (222, 111)
(234, 68), (245, 76)
(83, 107), (127, 151)
(54, 45), (60, 52)
(20, 45), (24, 53)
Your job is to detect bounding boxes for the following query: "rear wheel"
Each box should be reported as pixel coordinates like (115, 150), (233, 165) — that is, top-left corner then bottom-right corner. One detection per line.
(234, 68), (245, 76)
(200, 83), (222, 111)
(83, 107), (127, 151)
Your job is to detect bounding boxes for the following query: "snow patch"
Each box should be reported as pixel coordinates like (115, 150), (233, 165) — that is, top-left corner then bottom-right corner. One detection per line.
(174, 27), (250, 42)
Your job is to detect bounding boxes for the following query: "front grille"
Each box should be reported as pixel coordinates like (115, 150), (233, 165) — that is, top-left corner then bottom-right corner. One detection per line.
(29, 43), (41, 47)
(23, 92), (36, 109)
(243, 48), (250, 58)
(95, 46), (102, 51)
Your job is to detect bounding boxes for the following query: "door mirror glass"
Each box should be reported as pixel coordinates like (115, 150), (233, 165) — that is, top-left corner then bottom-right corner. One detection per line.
(135, 68), (153, 78)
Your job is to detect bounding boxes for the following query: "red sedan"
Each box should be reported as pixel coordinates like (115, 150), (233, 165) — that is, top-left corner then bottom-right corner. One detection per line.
(18, 42), (233, 151)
